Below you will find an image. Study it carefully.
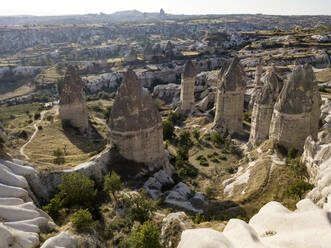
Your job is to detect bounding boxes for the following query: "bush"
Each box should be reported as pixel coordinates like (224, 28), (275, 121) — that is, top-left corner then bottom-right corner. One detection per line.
(38, 125), (43, 130)
(176, 146), (189, 162)
(178, 131), (192, 147)
(286, 181), (314, 199)
(210, 131), (224, 145)
(59, 173), (97, 208)
(34, 112), (41, 120)
(104, 171), (123, 202)
(53, 147), (65, 165)
(287, 148), (299, 159)
(46, 115), (54, 122)
(192, 129), (200, 141)
(167, 111), (185, 126)
(70, 209), (93, 230)
(286, 158), (309, 180)
(243, 111), (252, 123)
(162, 120), (174, 140)
(130, 190), (155, 223)
(205, 187), (216, 198)
(154, 99), (164, 110)
(42, 194), (63, 219)
(127, 221), (161, 248)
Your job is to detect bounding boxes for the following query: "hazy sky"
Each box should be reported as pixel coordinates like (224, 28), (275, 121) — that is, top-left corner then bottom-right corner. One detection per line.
(1, 0), (330, 16)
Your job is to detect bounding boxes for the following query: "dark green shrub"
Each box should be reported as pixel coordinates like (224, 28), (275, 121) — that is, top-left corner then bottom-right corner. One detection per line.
(167, 111), (184, 126)
(287, 148), (299, 159)
(59, 173), (97, 208)
(34, 112), (41, 120)
(42, 194), (63, 219)
(70, 208), (93, 230)
(286, 181), (314, 199)
(210, 131), (224, 145)
(162, 120), (174, 140)
(129, 191), (155, 223)
(104, 171), (123, 203)
(176, 146), (189, 162)
(178, 131), (192, 147)
(192, 129), (200, 141)
(127, 221), (161, 248)
(53, 147), (65, 165)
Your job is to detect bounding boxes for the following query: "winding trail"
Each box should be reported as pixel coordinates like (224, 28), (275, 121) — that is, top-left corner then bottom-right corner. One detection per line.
(20, 110), (48, 160)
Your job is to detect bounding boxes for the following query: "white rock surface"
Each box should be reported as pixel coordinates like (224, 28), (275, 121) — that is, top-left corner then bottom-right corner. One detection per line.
(178, 199), (331, 248)
(41, 231), (77, 248)
(0, 160), (54, 248)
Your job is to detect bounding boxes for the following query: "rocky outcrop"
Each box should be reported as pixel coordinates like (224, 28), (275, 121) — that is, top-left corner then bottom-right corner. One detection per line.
(59, 65), (89, 133)
(255, 58), (263, 86)
(165, 41), (175, 58)
(41, 231), (77, 248)
(123, 48), (137, 63)
(214, 57), (246, 135)
(0, 160), (55, 248)
(180, 60), (196, 113)
(161, 212), (193, 248)
(109, 69), (168, 171)
(315, 50), (331, 68)
(178, 199), (331, 248)
(269, 64), (321, 151)
(143, 41), (154, 60)
(153, 83), (181, 105)
(249, 68), (284, 147)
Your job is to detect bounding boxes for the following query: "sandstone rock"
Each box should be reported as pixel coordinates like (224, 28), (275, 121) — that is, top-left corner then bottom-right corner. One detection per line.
(59, 65), (89, 133)
(180, 60), (197, 113)
(255, 58), (263, 86)
(164, 182), (206, 213)
(41, 231), (77, 248)
(165, 41), (175, 58)
(315, 50), (331, 68)
(178, 200), (331, 248)
(0, 160), (54, 248)
(249, 68), (284, 146)
(197, 91), (215, 112)
(214, 57), (246, 134)
(109, 69), (168, 171)
(143, 170), (175, 200)
(269, 64), (321, 151)
(161, 212), (193, 248)
(153, 83), (181, 105)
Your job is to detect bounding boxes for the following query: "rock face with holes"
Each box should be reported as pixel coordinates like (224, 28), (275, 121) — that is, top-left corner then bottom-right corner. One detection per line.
(269, 64), (321, 151)
(109, 69), (167, 171)
(180, 60), (196, 113)
(59, 65), (89, 133)
(214, 57), (246, 134)
(249, 68), (284, 147)
(0, 160), (55, 248)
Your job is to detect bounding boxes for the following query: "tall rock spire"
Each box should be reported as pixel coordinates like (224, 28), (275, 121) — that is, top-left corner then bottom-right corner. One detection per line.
(109, 69), (168, 170)
(180, 60), (196, 113)
(249, 68), (284, 146)
(214, 57), (246, 135)
(59, 65), (89, 133)
(269, 64), (321, 151)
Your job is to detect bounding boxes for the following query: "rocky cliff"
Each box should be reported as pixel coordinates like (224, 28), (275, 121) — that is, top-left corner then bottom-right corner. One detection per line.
(180, 60), (196, 113)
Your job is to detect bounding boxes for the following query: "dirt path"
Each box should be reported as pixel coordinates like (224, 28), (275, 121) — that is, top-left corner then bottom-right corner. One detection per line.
(20, 110), (48, 160)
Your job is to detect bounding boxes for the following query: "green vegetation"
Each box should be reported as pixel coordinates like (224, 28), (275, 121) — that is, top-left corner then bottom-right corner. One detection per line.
(287, 181), (314, 199)
(162, 120), (174, 140)
(104, 171), (123, 203)
(53, 147), (65, 165)
(178, 130), (192, 147)
(70, 209), (93, 230)
(129, 190), (156, 224)
(192, 129), (200, 142)
(127, 221), (161, 248)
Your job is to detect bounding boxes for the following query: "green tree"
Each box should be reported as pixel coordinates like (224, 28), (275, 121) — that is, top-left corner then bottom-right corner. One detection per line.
(127, 221), (161, 248)
(104, 171), (123, 203)
(162, 120), (174, 140)
(42, 194), (63, 219)
(287, 148), (299, 159)
(176, 146), (189, 162)
(210, 131), (224, 145)
(59, 173), (97, 208)
(130, 190), (155, 223)
(70, 209), (93, 230)
(287, 181), (314, 199)
(178, 131), (192, 147)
